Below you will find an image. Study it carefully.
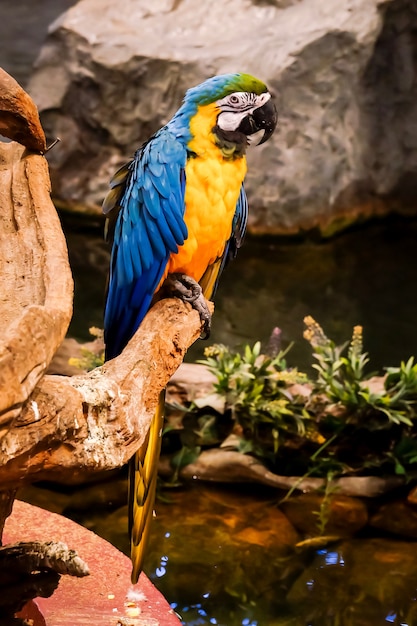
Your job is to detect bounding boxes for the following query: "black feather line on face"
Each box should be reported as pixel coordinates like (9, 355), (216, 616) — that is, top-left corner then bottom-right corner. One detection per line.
(212, 125), (248, 158)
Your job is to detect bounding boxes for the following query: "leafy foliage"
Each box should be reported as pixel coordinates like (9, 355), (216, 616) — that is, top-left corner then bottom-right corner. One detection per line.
(72, 318), (417, 481)
(304, 316), (417, 428)
(197, 317), (417, 479)
(201, 341), (309, 462)
(304, 317), (369, 409)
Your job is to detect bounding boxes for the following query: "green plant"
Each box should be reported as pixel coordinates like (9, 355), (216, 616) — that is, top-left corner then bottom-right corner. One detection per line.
(304, 316), (417, 429)
(200, 341), (310, 464)
(303, 316), (369, 409)
(313, 471), (338, 535)
(197, 318), (417, 480)
(302, 317), (417, 476)
(380, 357), (417, 425)
(73, 318), (417, 483)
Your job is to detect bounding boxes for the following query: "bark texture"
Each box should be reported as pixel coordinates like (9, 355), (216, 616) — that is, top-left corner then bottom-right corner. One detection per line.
(0, 299), (210, 487)
(0, 540), (89, 621)
(0, 141), (73, 433)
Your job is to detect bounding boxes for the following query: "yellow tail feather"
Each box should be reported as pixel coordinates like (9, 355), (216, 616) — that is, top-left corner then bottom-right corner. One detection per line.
(199, 258), (222, 301)
(128, 264), (217, 584)
(129, 390), (165, 584)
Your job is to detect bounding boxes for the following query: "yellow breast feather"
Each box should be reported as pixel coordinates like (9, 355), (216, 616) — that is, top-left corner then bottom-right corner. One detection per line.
(166, 103), (247, 284)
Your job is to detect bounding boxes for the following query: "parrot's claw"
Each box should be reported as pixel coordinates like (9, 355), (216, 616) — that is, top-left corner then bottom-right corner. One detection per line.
(163, 273), (211, 338)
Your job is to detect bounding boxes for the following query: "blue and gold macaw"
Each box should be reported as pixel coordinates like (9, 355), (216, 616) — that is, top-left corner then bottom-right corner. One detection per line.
(103, 73), (277, 583)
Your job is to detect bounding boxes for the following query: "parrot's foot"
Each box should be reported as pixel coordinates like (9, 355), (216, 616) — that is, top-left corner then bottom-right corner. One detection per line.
(163, 273), (211, 338)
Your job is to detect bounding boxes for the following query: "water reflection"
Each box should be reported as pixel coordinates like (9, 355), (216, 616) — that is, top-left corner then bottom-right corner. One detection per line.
(131, 484), (417, 626)
(285, 539), (417, 626)
(20, 477), (417, 626)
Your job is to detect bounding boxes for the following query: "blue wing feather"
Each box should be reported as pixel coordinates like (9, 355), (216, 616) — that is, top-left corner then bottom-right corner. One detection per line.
(146, 216), (170, 258)
(218, 182), (248, 280)
(142, 186), (161, 220)
(104, 128), (187, 359)
(149, 165), (171, 196)
(230, 183), (248, 257)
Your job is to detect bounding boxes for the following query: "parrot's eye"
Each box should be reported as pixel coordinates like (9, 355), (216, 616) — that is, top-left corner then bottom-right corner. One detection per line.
(229, 95), (240, 104)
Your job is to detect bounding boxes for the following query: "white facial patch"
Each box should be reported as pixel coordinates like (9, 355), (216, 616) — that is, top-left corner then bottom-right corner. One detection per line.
(216, 91), (271, 133)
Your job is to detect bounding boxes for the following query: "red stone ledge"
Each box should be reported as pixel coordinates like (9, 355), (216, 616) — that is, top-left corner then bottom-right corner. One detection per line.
(4, 500), (181, 625)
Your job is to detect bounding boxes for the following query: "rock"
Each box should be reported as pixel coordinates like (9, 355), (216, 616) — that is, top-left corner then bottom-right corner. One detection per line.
(27, 0), (417, 233)
(233, 505), (299, 550)
(166, 363), (218, 407)
(369, 499), (417, 539)
(280, 492), (369, 536)
(407, 484), (417, 505)
(159, 447), (403, 498)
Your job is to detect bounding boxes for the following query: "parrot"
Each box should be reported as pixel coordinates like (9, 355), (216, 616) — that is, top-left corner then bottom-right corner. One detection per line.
(102, 72), (277, 583)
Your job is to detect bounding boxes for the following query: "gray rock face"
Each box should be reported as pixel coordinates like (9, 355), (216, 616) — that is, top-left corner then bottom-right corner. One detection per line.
(28, 0), (417, 233)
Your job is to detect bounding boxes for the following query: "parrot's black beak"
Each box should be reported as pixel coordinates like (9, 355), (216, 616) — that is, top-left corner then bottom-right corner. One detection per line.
(253, 98), (278, 144)
(238, 98), (278, 145)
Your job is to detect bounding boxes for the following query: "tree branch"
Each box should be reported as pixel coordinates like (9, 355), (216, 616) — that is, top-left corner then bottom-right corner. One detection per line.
(0, 299), (209, 487)
(0, 68), (46, 152)
(0, 141), (73, 433)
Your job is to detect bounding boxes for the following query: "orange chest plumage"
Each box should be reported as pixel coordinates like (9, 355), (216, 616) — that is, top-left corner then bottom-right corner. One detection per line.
(165, 103), (247, 285)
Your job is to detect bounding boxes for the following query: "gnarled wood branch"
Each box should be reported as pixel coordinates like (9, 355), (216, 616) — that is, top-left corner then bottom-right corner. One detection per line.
(0, 540), (89, 620)
(0, 67), (46, 152)
(0, 299), (208, 487)
(0, 142), (74, 430)
(0, 69), (207, 493)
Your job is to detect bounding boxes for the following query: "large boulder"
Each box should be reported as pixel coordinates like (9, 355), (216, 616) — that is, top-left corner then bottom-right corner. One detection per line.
(28, 0), (417, 234)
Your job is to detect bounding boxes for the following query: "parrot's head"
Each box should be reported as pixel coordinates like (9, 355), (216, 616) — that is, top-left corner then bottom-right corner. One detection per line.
(182, 73), (277, 148)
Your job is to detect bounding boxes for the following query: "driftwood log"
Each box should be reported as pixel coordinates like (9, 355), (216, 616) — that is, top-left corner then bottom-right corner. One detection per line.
(0, 68), (206, 610)
(0, 298), (209, 488)
(0, 540), (89, 623)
